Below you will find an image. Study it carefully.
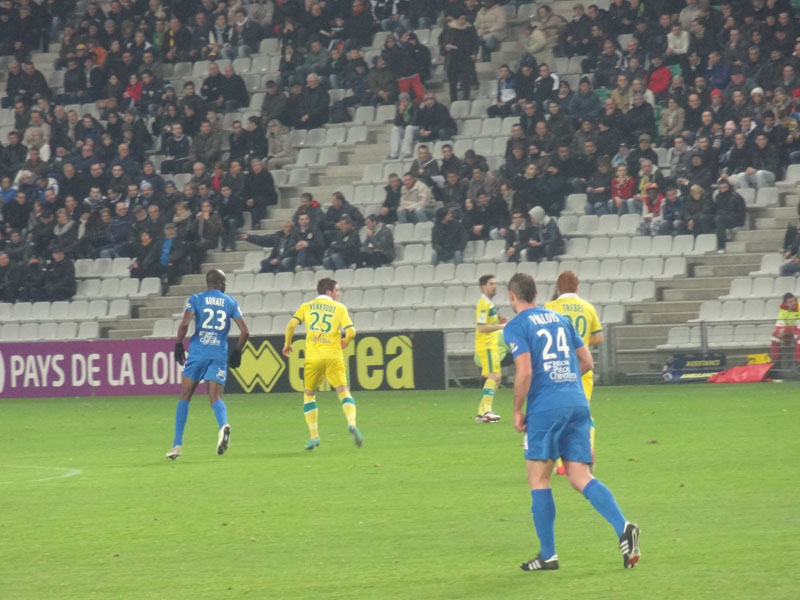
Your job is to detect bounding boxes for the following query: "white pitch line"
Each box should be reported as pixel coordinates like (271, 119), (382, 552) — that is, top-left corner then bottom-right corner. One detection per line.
(0, 465), (83, 485)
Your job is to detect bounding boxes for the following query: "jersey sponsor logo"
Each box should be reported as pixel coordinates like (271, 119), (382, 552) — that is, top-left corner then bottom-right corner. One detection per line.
(198, 331), (221, 346)
(509, 342), (518, 353)
(229, 340), (286, 393)
(216, 368), (226, 380)
(543, 359), (578, 382)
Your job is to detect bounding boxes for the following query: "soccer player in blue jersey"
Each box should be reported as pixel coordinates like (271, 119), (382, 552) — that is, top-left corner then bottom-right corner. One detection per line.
(503, 273), (640, 571)
(166, 268), (249, 460)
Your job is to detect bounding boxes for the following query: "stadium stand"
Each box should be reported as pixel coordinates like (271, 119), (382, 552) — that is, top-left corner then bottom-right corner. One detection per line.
(0, 0), (798, 380)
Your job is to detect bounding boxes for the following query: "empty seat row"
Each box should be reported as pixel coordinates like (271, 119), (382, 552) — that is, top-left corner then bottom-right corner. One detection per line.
(0, 321), (100, 341)
(562, 234), (717, 257)
(720, 276), (800, 300)
(0, 299), (130, 322)
(657, 324), (774, 350)
(74, 257), (133, 279)
(291, 126), (369, 148)
(750, 254), (785, 276)
(691, 299), (782, 323)
(73, 277), (161, 300)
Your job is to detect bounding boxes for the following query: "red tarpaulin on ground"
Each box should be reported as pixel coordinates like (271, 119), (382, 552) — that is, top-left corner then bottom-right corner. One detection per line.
(707, 363), (774, 384)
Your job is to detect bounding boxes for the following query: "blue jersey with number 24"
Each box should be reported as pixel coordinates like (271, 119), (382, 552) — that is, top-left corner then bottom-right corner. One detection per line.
(503, 306), (586, 414)
(185, 289), (243, 360)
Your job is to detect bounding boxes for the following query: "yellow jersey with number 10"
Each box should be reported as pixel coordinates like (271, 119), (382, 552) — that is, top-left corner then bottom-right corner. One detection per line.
(475, 295), (500, 352)
(291, 295), (354, 360)
(545, 293), (602, 348)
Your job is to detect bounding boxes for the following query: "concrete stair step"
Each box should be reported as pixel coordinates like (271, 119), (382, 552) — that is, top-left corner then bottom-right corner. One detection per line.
(687, 252), (765, 266)
(132, 296), (187, 309)
(665, 275), (736, 290)
(167, 284), (199, 297)
(630, 311), (698, 325)
(615, 335), (670, 350)
(756, 206), (799, 219)
(612, 323), (676, 337)
(104, 318), (159, 331)
(724, 241), (748, 253)
(633, 300), (703, 313)
(138, 306), (184, 319)
(662, 287), (730, 301)
(743, 240), (782, 253)
(693, 263), (761, 277)
(735, 228), (784, 241)
(325, 164), (368, 178)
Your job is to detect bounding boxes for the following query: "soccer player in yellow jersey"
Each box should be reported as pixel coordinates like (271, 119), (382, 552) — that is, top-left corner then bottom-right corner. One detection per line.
(474, 274), (508, 423)
(283, 277), (363, 450)
(545, 270), (603, 473)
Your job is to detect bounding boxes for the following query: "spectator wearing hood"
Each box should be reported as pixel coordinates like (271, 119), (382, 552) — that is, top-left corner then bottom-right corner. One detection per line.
(431, 207), (467, 265)
(527, 205), (564, 261)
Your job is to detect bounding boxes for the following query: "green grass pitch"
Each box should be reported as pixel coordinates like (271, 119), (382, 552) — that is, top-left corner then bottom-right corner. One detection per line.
(2, 383), (798, 600)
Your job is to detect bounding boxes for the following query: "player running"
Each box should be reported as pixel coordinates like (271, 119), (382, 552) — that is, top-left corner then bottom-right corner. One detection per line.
(167, 268), (249, 460)
(283, 277), (363, 450)
(545, 270), (603, 474)
(474, 274), (507, 423)
(503, 273), (640, 571)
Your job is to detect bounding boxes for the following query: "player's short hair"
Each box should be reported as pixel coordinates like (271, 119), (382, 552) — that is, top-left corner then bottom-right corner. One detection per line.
(509, 273), (537, 303)
(317, 278), (337, 295)
(478, 274), (495, 287)
(556, 270), (579, 294)
(206, 269), (226, 287)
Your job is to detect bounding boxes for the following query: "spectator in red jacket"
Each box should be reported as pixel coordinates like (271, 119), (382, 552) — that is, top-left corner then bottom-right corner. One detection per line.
(646, 54), (671, 104)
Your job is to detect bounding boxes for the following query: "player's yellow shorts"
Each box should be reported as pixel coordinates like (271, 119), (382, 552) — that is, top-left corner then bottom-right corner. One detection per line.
(478, 348), (501, 377)
(582, 371), (594, 402)
(304, 358), (348, 390)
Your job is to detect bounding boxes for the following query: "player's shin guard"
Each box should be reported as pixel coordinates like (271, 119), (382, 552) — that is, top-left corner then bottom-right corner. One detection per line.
(303, 395), (319, 439)
(338, 390), (356, 426)
(531, 489), (557, 560)
(477, 378), (497, 415)
(173, 399), (190, 446)
(582, 478), (626, 537)
(212, 399), (228, 428)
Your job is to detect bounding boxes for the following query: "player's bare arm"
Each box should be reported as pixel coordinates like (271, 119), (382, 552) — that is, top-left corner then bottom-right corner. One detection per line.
(577, 345), (593, 375)
(512, 352), (532, 433)
(174, 309), (194, 365)
(588, 332), (604, 346)
(233, 316), (249, 350)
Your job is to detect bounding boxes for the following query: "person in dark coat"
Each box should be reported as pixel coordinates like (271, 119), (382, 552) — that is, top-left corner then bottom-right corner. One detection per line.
(218, 64), (250, 112)
(40, 246), (77, 301)
(0, 251), (23, 302)
(440, 13), (479, 101)
(288, 211), (324, 270)
(241, 220), (295, 274)
(379, 173), (402, 224)
(683, 184), (713, 236)
(527, 205), (564, 261)
(322, 215), (361, 270)
(190, 199), (223, 272)
(243, 159), (276, 225)
(711, 178), (746, 252)
(323, 191), (365, 242)
(293, 74), (329, 130)
(504, 210), (535, 263)
(218, 184), (243, 252)
(358, 214), (395, 268)
(17, 62), (51, 107)
(431, 206), (468, 265)
(416, 93), (457, 142)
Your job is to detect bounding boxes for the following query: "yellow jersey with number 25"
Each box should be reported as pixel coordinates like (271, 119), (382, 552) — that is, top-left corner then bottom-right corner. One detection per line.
(291, 295), (354, 360)
(545, 293), (602, 348)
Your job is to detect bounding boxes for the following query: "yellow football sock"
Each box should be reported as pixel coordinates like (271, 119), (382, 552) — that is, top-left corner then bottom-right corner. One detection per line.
(338, 390), (356, 426)
(303, 394), (318, 439)
(477, 378), (497, 415)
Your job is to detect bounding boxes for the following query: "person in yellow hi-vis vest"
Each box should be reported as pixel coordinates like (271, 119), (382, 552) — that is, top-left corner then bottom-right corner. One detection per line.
(546, 271), (603, 474)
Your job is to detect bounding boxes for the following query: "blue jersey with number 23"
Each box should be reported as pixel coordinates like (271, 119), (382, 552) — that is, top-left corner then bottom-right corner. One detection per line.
(503, 306), (586, 414)
(185, 289), (243, 360)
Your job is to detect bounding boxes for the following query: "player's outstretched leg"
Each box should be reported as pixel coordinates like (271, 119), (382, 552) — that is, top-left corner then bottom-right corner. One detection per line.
(303, 393), (320, 450)
(338, 389), (363, 447)
(166, 398), (190, 460)
(211, 398), (230, 455)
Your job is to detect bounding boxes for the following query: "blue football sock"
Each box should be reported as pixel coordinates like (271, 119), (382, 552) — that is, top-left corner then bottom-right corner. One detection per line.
(531, 489), (557, 559)
(583, 478), (626, 537)
(212, 399), (228, 428)
(173, 399), (190, 446)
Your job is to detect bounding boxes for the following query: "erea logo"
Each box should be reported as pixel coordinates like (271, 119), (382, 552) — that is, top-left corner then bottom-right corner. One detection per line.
(229, 340), (286, 393)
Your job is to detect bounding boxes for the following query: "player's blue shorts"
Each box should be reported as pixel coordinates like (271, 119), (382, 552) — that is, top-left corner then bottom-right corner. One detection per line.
(182, 357), (228, 386)
(524, 405), (592, 463)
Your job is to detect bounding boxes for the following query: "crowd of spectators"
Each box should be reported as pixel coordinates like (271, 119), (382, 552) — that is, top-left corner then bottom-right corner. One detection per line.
(2, 0), (800, 305)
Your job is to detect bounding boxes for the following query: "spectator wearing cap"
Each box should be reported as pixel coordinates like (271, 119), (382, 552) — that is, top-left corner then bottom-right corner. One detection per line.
(626, 133), (658, 172)
(417, 93), (457, 142)
(440, 12), (479, 102)
(260, 81), (288, 125)
(322, 215), (361, 270)
(750, 87), (769, 124)
(527, 205), (564, 261)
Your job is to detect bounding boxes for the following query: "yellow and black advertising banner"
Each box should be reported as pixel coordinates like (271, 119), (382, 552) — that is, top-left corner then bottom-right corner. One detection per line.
(227, 330), (446, 393)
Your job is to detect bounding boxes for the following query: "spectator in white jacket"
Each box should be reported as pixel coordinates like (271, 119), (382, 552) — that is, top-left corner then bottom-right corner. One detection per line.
(475, 0), (507, 62)
(398, 172), (435, 223)
(666, 22), (690, 66)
